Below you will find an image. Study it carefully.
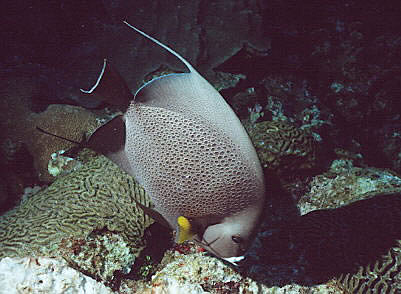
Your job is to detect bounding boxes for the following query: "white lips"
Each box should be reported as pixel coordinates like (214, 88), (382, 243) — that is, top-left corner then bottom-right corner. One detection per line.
(222, 255), (245, 265)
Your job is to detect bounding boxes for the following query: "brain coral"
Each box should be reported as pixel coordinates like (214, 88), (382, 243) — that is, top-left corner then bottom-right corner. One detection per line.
(297, 161), (401, 293)
(337, 239), (401, 293)
(27, 104), (101, 182)
(0, 151), (154, 259)
(247, 120), (317, 175)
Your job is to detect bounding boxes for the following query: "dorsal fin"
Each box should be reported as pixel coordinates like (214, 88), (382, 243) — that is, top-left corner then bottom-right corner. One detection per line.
(123, 21), (197, 74)
(80, 59), (132, 111)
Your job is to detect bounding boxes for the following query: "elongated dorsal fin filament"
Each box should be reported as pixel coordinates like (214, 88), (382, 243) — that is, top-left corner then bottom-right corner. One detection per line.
(123, 21), (196, 73)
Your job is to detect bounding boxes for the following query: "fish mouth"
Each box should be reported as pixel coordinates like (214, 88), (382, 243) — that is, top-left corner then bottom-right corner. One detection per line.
(222, 255), (245, 265)
(194, 236), (221, 257)
(193, 236), (244, 265)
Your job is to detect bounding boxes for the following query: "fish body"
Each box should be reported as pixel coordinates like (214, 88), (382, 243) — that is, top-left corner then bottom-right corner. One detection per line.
(81, 22), (265, 259)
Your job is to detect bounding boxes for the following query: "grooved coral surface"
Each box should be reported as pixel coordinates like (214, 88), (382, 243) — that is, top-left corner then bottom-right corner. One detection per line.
(247, 120), (317, 174)
(29, 104), (99, 182)
(0, 153), (154, 259)
(296, 161), (401, 293)
(338, 239), (401, 293)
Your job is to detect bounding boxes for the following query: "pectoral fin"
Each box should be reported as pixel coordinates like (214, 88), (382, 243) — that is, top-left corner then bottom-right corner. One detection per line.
(134, 199), (171, 229)
(176, 216), (196, 243)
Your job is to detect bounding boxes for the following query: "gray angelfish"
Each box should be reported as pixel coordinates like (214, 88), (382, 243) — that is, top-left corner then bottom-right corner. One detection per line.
(81, 21), (266, 262)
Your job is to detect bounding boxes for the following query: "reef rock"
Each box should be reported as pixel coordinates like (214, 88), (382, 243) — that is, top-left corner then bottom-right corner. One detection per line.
(120, 248), (343, 294)
(0, 256), (113, 294)
(298, 159), (401, 214)
(241, 157), (401, 293)
(0, 152), (154, 260)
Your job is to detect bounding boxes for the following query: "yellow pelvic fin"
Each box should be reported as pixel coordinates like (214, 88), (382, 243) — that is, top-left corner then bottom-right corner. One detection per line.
(177, 216), (195, 243)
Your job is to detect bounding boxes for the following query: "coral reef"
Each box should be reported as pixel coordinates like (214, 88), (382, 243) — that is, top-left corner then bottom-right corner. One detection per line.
(0, 74), (114, 184)
(47, 149), (82, 177)
(298, 159), (401, 214)
(370, 123), (401, 173)
(59, 231), (137, 284)
(247, 120), (318, 175)
(338, 240), (401, 293)
(1, 2), (400, 293)
(0, 256), (113, 294)
(28, 104), (100, 182)
(120, 248), (343, 294)
(240, 158), (401, 292)
(0, 152), (154, 261)
(299, 160), (401, 293)
(337, 239), (401, 293)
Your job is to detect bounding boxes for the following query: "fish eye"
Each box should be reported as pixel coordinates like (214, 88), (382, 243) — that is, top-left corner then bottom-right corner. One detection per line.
(231, 235), (242, 244)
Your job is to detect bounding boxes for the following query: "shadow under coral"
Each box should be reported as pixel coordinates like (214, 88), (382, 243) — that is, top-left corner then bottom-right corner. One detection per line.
(238, 187), (401, 287)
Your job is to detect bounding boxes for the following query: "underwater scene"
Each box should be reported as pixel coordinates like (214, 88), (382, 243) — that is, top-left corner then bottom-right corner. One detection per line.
(0, 0), (400, 293)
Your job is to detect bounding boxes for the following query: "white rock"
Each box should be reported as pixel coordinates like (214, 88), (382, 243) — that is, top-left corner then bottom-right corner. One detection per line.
(0, 256), (114, 294)
(143, 277), (209, 294)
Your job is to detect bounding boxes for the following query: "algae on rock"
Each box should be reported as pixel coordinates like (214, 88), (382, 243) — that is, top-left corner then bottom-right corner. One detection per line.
(298, 160), (401, 214)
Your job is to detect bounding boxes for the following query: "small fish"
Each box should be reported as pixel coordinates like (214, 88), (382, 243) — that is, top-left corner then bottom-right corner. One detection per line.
(80, 21), (266, 261)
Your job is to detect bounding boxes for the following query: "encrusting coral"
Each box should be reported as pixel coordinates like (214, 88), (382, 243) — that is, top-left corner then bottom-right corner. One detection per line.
(297, 160), (401, 293)
(119, 248), (343, 294)
(58, 231), (137, 284)
(0, 151), (154, 263)
(28, 104), (100, 182)
(0, 256), (114, 294)
(298, 159), (401, 214)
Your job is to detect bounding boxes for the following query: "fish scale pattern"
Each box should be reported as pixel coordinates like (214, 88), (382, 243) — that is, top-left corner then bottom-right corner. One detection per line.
(124, 104), (262, 221)
(0, 153), (154, 259)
